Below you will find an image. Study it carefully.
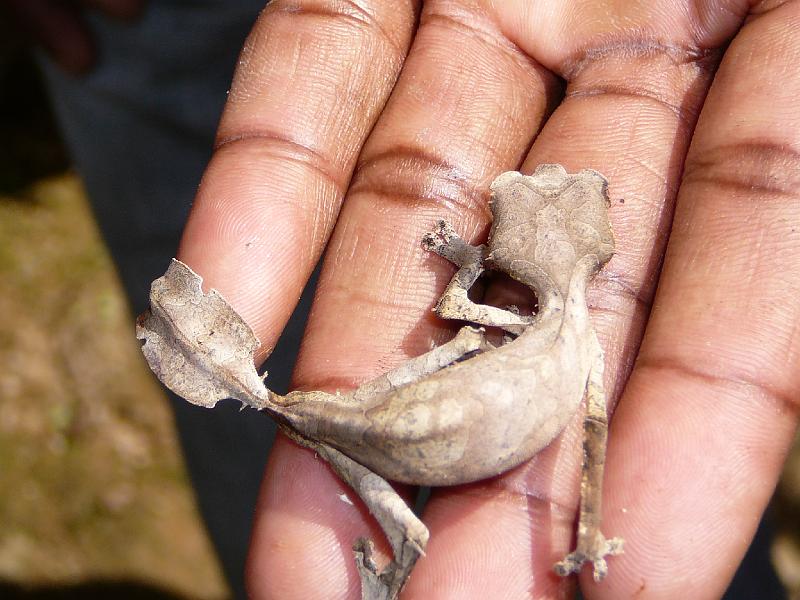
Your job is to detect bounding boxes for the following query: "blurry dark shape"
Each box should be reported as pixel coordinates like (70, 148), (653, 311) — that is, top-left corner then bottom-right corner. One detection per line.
(1, 0), (94, 74)
(724, 510), (785, 599)
(0, 35), (70, 194)
(0, 579), (191, 599)
(0, 1), (145, 75)
(774, 434), (800, 597)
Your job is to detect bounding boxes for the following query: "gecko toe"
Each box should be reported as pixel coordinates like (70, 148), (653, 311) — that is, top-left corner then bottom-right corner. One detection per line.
(553, 534), (624, 582)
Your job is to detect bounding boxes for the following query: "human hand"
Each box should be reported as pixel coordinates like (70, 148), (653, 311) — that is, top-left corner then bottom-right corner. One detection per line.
(1, 0), (144, 73)
(176, 1), (800, 598)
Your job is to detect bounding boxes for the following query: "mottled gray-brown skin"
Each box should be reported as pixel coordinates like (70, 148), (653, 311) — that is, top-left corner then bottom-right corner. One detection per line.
(274, 165), (624, 591)
(137, 165), (623, 600)
(280, 165), (613, 484)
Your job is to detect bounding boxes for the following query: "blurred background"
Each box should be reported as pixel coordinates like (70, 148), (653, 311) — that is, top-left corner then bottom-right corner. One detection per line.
(0, 22), (230, 600)
(0, 4), (798, 600)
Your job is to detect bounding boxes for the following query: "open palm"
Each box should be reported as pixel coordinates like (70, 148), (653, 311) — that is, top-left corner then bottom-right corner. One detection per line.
(177, 1), (800, 598)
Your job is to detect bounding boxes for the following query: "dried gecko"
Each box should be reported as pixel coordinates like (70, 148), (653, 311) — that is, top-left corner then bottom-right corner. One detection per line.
(137, 164), (623, 600)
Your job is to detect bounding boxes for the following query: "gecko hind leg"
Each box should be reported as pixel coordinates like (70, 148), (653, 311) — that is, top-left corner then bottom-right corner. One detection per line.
(281, 429), (428, 600)
(278, 324), (488, 597)
(554, 332), (624, 582)
(422, 220), (531, 334)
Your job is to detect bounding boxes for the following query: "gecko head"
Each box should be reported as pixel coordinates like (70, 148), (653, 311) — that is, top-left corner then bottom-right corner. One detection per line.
(488, 166), (615, 290)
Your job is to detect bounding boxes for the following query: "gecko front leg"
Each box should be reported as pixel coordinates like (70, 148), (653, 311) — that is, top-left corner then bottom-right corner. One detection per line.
(554, 331), (624, 581)
(352, 324), (489, 402)
(422, 220), (532, 334)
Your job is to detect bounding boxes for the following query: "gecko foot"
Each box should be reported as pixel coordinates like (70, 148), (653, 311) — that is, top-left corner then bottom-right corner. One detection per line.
(353, 536), (425, 600)
(353, 538), (384, 598)
(421, 219), (458, 253)
(554, 534), (624, 582)
(422, 220), (483, 269)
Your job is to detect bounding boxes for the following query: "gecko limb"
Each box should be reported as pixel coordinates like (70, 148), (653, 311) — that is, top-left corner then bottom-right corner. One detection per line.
(353, 325), (489, 402)
(554, 332), (624, 581)
(423, 220), (532, 334)
(421, 219), (482, 267)
(281, 429), (428, 600)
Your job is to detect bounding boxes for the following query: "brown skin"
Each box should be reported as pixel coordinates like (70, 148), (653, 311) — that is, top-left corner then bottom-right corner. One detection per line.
(173, 1), (800, 599)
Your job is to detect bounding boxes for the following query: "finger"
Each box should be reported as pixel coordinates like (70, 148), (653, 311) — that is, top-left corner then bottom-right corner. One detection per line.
(247, 1), (559, 598)
(597, 3), (800, 597)
(178, 1), (418, 593)
(407, 1), (752, 597)
(173, 2), (416, 597)
(177, 0), (418, 362)
(5, 0), (94, 73)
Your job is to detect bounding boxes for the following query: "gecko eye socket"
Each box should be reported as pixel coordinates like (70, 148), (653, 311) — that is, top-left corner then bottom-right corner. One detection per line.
(489, 170), (522, 192)
(578, 169), (609, 195)
(532, 163), (568, 179)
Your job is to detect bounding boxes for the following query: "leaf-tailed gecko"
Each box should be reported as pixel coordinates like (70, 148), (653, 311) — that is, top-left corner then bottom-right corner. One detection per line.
(137, 164), (623, 600)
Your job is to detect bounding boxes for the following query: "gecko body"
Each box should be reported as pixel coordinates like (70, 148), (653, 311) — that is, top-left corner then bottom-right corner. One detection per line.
(277, 165), (614, 487)
(138, 164), (623, 600)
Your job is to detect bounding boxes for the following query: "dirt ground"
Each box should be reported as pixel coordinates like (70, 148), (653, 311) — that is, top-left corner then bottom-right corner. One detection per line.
(776, 440), (800, 598)
(0, 40), (798, 600)
(0, 174), (230, 599)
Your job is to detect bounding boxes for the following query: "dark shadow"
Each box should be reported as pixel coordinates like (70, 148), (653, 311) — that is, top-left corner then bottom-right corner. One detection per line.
(0, 579), (206, 600)
(723, 508), (785, 600)
(0, 41), (70, 194)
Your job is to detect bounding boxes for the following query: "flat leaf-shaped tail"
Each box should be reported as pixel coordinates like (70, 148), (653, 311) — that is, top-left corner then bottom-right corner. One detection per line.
(136, 259), (272, 410)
